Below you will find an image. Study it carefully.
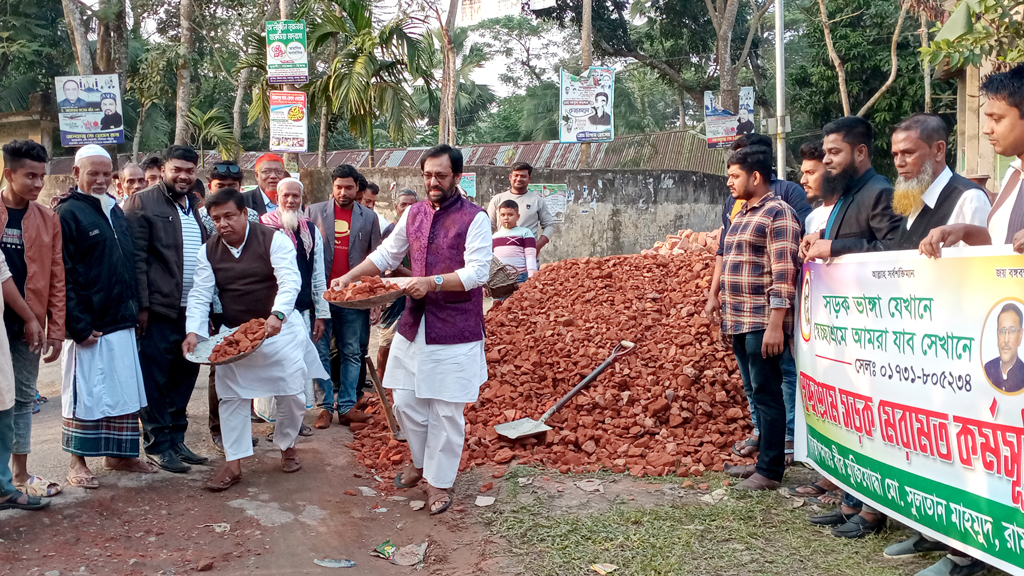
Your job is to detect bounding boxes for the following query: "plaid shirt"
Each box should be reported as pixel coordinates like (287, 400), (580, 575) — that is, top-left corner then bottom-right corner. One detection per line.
(721, 191), (801, 336)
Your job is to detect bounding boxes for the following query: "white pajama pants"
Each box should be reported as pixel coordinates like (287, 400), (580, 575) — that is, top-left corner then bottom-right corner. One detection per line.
(392, 389), (465, 489)
(220, 394), (304, 462)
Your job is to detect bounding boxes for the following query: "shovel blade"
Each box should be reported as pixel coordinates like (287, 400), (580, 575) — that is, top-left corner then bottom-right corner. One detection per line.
(494, 418), (552, 440)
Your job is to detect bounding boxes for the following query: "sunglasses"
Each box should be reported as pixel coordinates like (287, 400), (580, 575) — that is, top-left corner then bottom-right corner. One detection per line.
(212, 163), (242, 175)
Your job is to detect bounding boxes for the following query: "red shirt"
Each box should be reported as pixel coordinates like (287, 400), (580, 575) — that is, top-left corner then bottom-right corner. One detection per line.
(330, 203), (353, 280)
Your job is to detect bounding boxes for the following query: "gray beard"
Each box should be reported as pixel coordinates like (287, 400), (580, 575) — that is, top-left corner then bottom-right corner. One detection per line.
(279, 209), (299, 232)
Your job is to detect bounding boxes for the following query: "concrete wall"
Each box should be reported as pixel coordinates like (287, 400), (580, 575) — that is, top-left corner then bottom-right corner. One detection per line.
(300, 166), (728, 262)
(40, 166), (729, 261)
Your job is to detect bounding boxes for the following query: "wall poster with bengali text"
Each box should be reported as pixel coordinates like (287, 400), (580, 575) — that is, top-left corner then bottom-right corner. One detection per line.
(54, 74), (125, 146)
(527, 183), (568, 223)
(794, 246), (1024, 576)
(702, 86), (754, 149)
(269, 91), (308, 153)
(559, 67), (614, 144)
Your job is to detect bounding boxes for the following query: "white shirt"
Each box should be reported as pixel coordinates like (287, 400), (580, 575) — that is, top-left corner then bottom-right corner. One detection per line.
(368, 209), (492, 291)
(261, 190), (278, 213)
(906, 167), (991, 230)
(989, 159), (1023, 245)
(806, 204), (834, 235)
(185, 223), (300, 338)
(311, 231), (330, 320)
(376, 211), (390, 234)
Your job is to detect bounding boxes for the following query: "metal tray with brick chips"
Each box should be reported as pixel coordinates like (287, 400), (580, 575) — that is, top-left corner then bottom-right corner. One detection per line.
(185, 325), (266, 366)
(324, 277), (412, 310)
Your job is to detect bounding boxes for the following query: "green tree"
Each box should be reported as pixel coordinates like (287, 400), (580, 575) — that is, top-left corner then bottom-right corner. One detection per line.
(187, 107), (238, 165)
(412, 27), (496, 131)
(0, 0), (71, 112)
(922, 0), (1024, 69)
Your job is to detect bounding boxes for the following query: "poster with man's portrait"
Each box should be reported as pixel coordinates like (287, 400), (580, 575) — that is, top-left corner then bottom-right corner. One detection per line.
(703, 86), (755, 149)
(54, 74), (125, 147)
(559, 67), (615, 144)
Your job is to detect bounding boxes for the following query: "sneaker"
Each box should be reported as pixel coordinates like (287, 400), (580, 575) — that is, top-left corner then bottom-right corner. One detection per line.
(884, 533), (948, 558)
(915, 556), (987, 576)
(830, 513), (885, 538)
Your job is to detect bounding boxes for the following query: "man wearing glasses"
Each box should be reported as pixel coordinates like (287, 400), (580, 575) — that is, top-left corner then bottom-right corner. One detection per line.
(985, 304), (1024, 393)
(243, 154), (286, 216)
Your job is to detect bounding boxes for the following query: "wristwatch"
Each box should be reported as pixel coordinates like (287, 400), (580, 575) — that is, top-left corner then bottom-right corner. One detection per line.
(272, 310), (286, 321)
(434, 275), (444, 291)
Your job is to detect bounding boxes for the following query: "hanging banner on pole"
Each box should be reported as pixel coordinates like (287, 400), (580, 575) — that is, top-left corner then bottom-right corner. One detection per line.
(795, 247), (1024, 576)
(559, 67), (615, 144)
(54, 74), (125, 147)
(703, 86), (755, 149)
(266, 20), (308, 84)
(269, 91), (308, 153)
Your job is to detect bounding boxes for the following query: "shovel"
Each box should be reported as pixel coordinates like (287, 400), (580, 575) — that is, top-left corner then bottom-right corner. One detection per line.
(494, 340), (635, 441)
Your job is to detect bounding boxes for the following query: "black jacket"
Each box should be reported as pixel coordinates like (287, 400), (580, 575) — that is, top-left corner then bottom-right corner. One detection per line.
(54, 190), (139, 343)
(243, 188), (270, 216)
(825, 168), (902, 257)
(122, 182), (209, 318)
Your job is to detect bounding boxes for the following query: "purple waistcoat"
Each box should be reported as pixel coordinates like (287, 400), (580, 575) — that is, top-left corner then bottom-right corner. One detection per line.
(397, 193), (485, 345)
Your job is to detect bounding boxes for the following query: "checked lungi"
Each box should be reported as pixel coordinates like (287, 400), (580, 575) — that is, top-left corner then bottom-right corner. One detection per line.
(62, 413), (141, 458)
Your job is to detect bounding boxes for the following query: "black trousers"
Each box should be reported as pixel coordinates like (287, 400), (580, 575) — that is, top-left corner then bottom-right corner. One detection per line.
(732, 330), (787, 482)
(138, 309), (200, 455)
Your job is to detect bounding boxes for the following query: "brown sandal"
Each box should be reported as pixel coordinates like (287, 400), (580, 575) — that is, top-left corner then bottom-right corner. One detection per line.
(427, 486), (452, 515)
(205, 466), (242, 492)
(281, 448), (301, 473)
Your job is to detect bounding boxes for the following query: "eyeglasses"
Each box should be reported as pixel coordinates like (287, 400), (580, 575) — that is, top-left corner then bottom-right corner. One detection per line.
(259, 168), (286, 177)
(212, 163), (241, 175)
(998, 327), (1022, 337)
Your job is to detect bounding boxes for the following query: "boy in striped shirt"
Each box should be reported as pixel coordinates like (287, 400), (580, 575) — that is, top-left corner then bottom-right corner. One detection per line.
(492, 200), (538, 283)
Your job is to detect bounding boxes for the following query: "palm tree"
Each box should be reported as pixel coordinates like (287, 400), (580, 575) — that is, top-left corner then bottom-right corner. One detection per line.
(412, 27), (495, 134)
(306, 0), (423, 166)
(187, 107), (238, 166)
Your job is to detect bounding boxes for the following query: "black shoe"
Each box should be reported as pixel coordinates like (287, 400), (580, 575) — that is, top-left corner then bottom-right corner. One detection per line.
(831, 514), (885, 538)
(809, 507), (861, 526)
(147, 450), (191, 473)
(212, 435), (225, 454)
(174, 443), (210, 465)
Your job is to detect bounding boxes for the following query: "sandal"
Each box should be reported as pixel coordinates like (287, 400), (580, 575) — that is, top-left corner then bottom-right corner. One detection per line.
(14, 475), (62, 498)
(789, 482), (829, 497)
(785, 441), (795, 466)
(205, 467), (242, 492)
(394, 466), (423, 489)
(809, 491), (844, 506)
(427, 486), (452, 515)
(0, 491), (50, 511)
(298, 425), (313, 437)
(732, 435), (759, 457)
(66, 471), (99, 490)
(104, 458), (158, 473)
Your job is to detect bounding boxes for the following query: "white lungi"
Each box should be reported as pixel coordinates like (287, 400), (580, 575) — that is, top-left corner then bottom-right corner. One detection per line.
(61, 328), (147, 420)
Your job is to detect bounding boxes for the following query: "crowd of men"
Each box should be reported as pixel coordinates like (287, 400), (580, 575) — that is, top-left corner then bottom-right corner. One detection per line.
(710, 63), (1024, 576)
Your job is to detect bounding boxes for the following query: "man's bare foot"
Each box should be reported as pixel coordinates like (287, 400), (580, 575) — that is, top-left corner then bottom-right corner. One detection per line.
(426, 484), (452, 515)
(67, 460), (99, 489)
(104, 457), (158, 473)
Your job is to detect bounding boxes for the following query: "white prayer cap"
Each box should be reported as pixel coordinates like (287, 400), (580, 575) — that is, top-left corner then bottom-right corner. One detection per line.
(74, 144), (112, 165)
(278, 177), (304, 192)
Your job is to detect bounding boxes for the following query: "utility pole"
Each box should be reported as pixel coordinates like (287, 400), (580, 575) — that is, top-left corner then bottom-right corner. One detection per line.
(774, 0), (786, 178)
(578, 0), (592, 169)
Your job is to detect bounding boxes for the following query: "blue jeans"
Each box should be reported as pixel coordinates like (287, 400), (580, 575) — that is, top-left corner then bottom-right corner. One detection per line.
(739, 343), (796, 442)
(314, 317), (336, 413)
(10, 338), (39, 454)
(0, 406), (17, 496)
(732, 331), (788, 482)
(330, 307), (370, 415)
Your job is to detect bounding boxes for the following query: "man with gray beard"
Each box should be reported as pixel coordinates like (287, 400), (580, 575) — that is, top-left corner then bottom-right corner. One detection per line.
(890, 114), (990, 250)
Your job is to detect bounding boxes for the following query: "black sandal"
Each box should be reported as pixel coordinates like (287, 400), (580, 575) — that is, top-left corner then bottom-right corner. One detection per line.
(394, 467), (422, 489)
(731, 435), (759, 457)
(428, 488), (452, 515)
(0, 491), (50, 511)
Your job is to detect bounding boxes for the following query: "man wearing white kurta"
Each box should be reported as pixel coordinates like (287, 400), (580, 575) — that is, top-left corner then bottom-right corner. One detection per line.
(53, 145), (154, 489)
(332, 145), (491, 515)
(183, 188), (327, 492)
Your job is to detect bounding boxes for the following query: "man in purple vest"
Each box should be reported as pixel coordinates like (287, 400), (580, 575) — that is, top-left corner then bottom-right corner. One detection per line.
(330, 145), (491, 515)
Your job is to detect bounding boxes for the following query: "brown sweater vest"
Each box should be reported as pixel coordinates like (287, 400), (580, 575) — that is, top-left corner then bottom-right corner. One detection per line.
(207, 223), (278, 327)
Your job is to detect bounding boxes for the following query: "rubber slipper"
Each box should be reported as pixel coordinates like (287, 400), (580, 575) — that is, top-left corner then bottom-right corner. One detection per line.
(298, 425), (314, 437)
(789, 482), (828, 497)
(731, 436), (759, 457)
(809, 491), (843, 506)
(394, 468), (422, 489)
(428, 489), (452, 515)
(66, 472), (99, 490)
(15, 475), (62, 498)
(0, 491), (50, 510)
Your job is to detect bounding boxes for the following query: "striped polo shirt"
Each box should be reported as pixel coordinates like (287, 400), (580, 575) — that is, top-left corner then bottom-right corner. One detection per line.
(179, 203), (204, 307)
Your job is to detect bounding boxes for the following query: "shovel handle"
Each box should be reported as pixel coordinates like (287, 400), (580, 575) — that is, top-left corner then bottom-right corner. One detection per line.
(537, 342), (633, 425)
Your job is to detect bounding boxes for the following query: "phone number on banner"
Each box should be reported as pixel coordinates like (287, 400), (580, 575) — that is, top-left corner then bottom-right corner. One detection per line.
(853, 359), (973, 393)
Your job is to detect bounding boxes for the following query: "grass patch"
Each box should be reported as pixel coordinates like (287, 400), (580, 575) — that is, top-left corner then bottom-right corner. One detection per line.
(488, 488), (934, 576)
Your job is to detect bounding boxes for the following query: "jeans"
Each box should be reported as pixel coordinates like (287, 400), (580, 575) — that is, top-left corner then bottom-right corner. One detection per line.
(732, 330), (787, 482)
(138, 309), (201, 454)
(0, 407), (17, 495)
(328, 307), (370, 415)
(10, 338), (39, 455)
(314, 318), (335, 412)
(739, 344), (797, 442)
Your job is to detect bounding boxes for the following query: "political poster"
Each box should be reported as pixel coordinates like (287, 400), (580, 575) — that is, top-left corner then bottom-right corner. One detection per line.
(54, 74), (124, 147)
(460, 173), (477, 198)
(703, 86), (755, 149)
(528, 183), (568, 223)
(559, 67), (615, 144)
(266, 20), (308, 84)
(795, 247), (1024, 576)
(269, 91), (308, 153)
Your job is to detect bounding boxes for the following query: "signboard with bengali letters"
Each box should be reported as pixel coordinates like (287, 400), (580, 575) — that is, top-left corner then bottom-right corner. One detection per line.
(266, 20), (308, 84)
(795, 247), (1024, 575)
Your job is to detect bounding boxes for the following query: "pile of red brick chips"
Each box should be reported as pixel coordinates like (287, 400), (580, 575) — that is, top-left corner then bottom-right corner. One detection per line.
(348, 245), (754, 480)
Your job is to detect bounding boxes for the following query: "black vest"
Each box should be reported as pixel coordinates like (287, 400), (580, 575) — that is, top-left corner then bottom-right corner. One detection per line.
(894, 173), (980, 250)
(206, 223), (278, 327)
(294, 230), (314, 313)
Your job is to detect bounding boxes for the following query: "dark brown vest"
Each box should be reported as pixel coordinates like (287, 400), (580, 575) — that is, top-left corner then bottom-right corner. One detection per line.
(207, 223), (278, 327)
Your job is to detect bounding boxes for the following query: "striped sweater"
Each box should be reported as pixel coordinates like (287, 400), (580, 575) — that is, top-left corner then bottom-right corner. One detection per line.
(492, 226), (538, 277)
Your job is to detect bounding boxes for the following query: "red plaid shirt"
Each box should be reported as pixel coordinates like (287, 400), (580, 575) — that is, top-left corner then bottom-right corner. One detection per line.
(721, 191), (801, 336)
